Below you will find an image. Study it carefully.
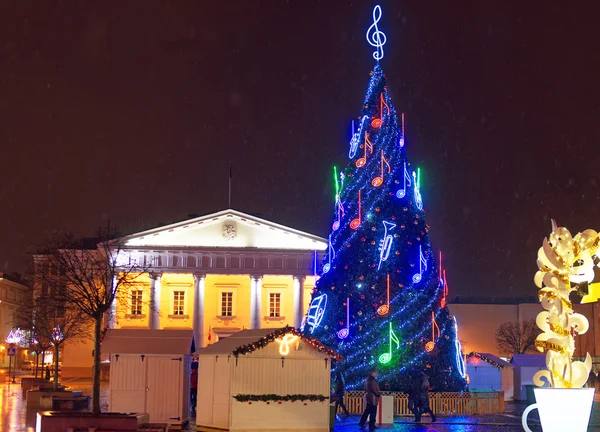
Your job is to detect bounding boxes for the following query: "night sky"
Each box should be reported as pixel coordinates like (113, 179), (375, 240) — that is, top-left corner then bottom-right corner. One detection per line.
(2, 2), (600, 299)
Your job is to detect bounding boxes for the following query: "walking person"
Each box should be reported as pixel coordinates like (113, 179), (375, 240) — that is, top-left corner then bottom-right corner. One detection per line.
(45, 365), (51, 381)
(333, 371), (350, 419)
(359, 368), (381, 430)
(408, 371), (423, 422)
(190, 364), (198, 411)
(417, 372), (436, 423)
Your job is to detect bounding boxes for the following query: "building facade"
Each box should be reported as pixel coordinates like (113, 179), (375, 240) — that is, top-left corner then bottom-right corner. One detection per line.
(0, 273), (32, 368)
(63, 209), (327, 377)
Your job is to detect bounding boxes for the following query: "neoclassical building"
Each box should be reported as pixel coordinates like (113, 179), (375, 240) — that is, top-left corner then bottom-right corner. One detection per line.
(64, 209), (327, 377)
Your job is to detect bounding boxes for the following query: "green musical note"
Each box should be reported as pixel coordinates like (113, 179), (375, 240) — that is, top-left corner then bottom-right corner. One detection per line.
(379, 322), (400, 364)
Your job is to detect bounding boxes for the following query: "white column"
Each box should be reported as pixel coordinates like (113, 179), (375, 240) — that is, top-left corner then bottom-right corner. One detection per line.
(293, 276), (306, 329)
(148, 273), (161, 330)
(250, 275), (263, 329)
(193, 273), (206, 349)
(106, 276), (118, 329)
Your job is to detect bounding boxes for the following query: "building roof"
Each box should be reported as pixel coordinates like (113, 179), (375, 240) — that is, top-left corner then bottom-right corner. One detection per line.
(198, 329), (274, 355)
(510, 353), (546, 367)
(121, 209), (328, 251)
(196, 326), (341, 360)
(467, 352), (513, 369)
(102, 329), (194, 355)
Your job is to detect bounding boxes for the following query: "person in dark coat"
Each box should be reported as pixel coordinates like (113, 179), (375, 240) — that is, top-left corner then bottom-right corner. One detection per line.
(190, 366), (198, 411)
(417, 372), (436, 422)
(408, 371), (424, 421)
(333, 371), (349, 418)
(45, 365), (51, 381)
(359, 368), (381, 430)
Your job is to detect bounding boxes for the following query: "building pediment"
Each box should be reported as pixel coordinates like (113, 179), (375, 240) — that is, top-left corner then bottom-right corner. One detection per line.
(123, 209), (327, 251)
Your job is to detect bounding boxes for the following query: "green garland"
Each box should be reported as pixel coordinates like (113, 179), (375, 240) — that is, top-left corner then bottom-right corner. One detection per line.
(232, 325), (342, 360)
(233, 394), (329, 403)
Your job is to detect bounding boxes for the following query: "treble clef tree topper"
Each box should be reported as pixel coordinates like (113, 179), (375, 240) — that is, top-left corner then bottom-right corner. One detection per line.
(366, 5), (387, 61)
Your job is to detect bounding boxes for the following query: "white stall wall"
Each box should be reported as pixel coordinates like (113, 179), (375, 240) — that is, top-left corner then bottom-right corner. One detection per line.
(109, 356), (145, 413)
(109, 355), (189, 423)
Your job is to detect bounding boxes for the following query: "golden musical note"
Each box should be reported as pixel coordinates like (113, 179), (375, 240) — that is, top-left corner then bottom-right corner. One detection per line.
(355, 133), (373, 168)
(371, 150), (391, 187)
(424, 311), (441, 352)
(371, 93), (390, 129)
(349, 190), (361, 230)
(277, 334), (300, 356)
(379, 322), (400, 364)
(377, 274), (391, 316)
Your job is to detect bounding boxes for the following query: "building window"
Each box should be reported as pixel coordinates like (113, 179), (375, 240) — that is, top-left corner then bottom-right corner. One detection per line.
(221, 292), (233, 317)
(173, 291), (185, 315)
(131, 290), (143, 315)
(269, 293), (281, 317)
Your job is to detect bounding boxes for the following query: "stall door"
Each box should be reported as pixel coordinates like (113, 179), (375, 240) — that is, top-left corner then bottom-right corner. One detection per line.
(109, 355), (146, 413)
(146, 356), (183, 422)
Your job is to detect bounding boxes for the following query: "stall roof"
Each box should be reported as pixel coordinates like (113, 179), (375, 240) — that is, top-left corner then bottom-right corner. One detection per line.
(198, 329), (274, 355)
(510, 354), (546, 367)
(196, 326), (341, 360)
(467, 352), (513, 368)
(102, 329), (194, 355)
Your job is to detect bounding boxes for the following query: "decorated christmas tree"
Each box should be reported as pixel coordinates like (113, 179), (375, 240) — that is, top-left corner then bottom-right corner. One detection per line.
(303, 6), (467, 392)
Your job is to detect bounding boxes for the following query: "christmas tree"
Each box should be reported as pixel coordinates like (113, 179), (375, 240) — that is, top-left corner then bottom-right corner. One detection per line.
(303, 7), (467, 392)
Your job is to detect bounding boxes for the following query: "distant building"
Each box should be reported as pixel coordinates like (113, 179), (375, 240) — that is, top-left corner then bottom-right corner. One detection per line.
(450, 296), (600, 370)
(0, 273), (32, 368)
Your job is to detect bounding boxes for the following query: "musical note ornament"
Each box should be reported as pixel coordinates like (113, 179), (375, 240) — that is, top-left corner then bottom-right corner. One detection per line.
(424, 311), (441, 352)
(378, 220), (396, 270)
(377, 274), (391, 316)
(366, 5), (387, 61)
(277, 334), (299, 356)
(371, 93), (390, 129)
(306, 294), (328, 334)
(396, 162), (412, 198)
(337, 298), (351, 339)
(371, 150), (391, 187)
(412, 245), (427, 283)
(413, 170), (423, 211)
(355, 133), (373, 168)
(349, 116), (369, 159)
(379, 322), (400, 364)
(332, 200), (345, 231)
(322, 235), (335, 274)
(350, 190), (362, 230)
(399, 113), (405, 147)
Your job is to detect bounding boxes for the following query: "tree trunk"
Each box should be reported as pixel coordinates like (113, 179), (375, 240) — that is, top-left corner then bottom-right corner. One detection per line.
(92, 316), (102, 414)
(53, 344), (60, 390)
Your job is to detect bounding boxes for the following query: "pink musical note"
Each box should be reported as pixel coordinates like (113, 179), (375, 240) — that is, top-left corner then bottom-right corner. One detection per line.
(349, 190), (361, 230)
(355, 133), (373, 168)
(371, 93), (390, 129)
(371, 150), (391, 187)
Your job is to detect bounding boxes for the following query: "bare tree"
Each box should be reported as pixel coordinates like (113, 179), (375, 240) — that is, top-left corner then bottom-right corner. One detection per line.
(34, 228), (149, 413)
(28, 295), (91, 388)
(495, 319), (538, 355)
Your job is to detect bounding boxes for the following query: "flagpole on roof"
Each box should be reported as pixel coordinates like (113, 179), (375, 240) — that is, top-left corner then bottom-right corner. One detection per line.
(228, 161), (232, 209)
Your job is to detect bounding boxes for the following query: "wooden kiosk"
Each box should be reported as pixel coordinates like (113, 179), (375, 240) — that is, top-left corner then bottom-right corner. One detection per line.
(102, 329), (194, 427)
(196, 326), (340, 432)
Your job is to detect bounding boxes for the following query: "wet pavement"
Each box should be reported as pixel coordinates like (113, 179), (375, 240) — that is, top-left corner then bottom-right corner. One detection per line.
(1, 368), (599, 432)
